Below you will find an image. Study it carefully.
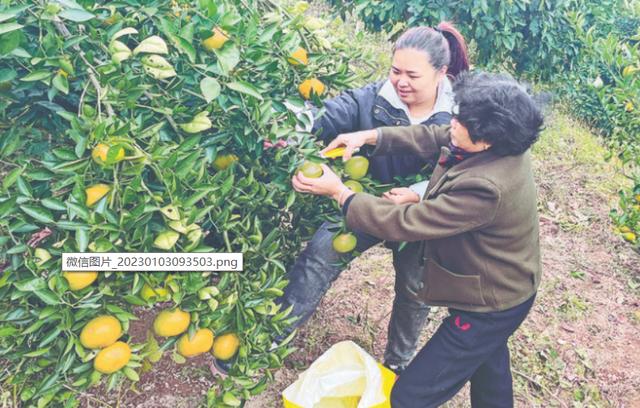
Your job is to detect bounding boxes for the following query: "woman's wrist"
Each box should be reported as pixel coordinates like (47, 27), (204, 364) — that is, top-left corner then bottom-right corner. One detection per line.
(366, 129), (379, 145)
(333, 186), (355, 206)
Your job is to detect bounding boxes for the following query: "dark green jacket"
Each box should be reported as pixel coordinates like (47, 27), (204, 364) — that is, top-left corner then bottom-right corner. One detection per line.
(345, 125), (541, 312)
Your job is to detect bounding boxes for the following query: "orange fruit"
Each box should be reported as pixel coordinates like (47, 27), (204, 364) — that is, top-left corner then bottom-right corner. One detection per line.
(85, 184), (110, 207)
(344, 180), (364, 193)
(94, 341), (131, 374)
(80, 315), (122, 349)
(91, 143), (125, 165)
(344, 156), (369, 180)
(203, 27), (229, 50)
(332, 233), (357, 253)
(298, 78), (325, 99)
(297, 161), (323, 178)
(212, 154), (238, 171)
(211, 333), (240, 361)
(63, 271), (98, 291)
(288, 47), (308, 65)
(177, 328), (215, 357)
(153, 309), (190, 337)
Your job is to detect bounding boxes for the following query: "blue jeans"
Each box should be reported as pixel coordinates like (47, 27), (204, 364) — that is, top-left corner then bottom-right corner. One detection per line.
(281, 221), (431, 367)
(391, 295), (536, 408)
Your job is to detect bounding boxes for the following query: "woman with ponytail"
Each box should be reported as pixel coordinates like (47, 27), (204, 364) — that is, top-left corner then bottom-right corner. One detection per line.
(276, 23), (470, 374)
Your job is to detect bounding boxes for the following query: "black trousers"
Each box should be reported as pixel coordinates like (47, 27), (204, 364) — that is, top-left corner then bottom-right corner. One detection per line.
(391, 295), (536, 408)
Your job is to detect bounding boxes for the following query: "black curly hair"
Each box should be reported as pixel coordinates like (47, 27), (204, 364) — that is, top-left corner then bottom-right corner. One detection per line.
(452, 71), (544, 156)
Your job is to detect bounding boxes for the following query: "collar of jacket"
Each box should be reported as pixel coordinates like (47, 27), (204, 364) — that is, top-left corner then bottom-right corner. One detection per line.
(425, 145), (500, 199)
(373, 77), (454, 126)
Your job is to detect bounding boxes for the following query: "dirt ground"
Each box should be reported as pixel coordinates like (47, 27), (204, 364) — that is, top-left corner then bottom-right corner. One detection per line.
(78, 108), (640, 408)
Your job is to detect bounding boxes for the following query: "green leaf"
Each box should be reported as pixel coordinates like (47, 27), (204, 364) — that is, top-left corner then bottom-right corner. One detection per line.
(23, 347), (51, 358)
(0, 197), (17, 217)
(2, 167), (21, 190)
(66, 201), (89, 221)
(20, 205), (55, 223)
(123, 367), (139, 381)
(0, 30), (21, 55)
(227, 81), (263, 100)
(52, 73), (69, 94)
(215, 44), (240, 75)
(171, 35), (196, 63)
(0, 5), (30, 23)
(123, 295), (147, 306)
(14, 277), (46, 291)
(59, 8), (94, 22)
(200, 77), (221, 103)
(20, 70), (52, 82)
(34, 289), (60, 305)
(0, 22), (23, 36)
(76, 228), (89, 252)
(16, 176), (32, 197)
(56, 221), (89, 230)
(0, 67), (16, 82)
(0, 326), (18, 337)
(40, 197), (67, 211)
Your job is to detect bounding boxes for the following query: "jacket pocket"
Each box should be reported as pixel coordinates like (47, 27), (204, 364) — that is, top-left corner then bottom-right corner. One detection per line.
(423, 259), (486, 306)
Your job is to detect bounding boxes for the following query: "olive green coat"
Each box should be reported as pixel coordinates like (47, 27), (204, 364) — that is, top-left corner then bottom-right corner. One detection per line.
(345, 125), (541, 312)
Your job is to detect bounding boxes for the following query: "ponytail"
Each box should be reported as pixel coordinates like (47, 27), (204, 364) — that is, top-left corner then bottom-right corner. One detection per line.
(394, 22), (470, 79)
(436, 22), (469, 78)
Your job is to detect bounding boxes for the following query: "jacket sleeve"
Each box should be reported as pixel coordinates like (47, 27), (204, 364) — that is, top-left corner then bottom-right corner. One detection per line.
(344, 177), (501, 242)
(312, 83), (380, 143)
(373, 124), (451, 160)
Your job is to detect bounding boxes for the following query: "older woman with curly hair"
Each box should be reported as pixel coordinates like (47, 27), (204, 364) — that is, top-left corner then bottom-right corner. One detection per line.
(293, 71), (544, 407)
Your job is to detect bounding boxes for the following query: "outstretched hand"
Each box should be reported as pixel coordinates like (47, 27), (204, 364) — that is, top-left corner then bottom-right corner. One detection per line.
(382, 187), (421, 205)
(320, 129), (378, 161)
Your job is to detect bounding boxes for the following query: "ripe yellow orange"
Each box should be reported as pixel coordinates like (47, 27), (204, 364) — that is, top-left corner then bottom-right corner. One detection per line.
(203, 27), (229, 50)
(634, 194), (640, 202)
(91, 143), (125, 165)
(288, 47), (309, 65)
(80, 315), (122, 349)
(211, 333), (240, 361)
(623, 232), (637, 243)
(213, 154), (238, 171)
(177, 328), (215, 357)
(298, 78), (325, 99)
(332, 233), (357, 253)
(140, 284), (170, 302)
(85, 184), (110, 207)
(63, 271), (98, 291)
(94, 341), (131, 374)
(344, 180), (364, 193)
(153, 308), (191, 337)
(297, 161), (323, 178)
(625, 101), (634, 112)
(623, 65), (638, 77)
(344, 156), (369, 180)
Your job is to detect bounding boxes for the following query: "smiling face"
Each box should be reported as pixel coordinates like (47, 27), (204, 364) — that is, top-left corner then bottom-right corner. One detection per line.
(389, 48), (447, 108)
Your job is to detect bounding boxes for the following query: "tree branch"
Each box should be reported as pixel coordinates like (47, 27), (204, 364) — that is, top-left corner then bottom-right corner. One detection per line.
(52, 18), (114, 119)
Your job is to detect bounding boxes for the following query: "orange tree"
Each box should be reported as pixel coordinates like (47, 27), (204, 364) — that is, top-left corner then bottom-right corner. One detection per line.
(0, 0), (368, 406)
